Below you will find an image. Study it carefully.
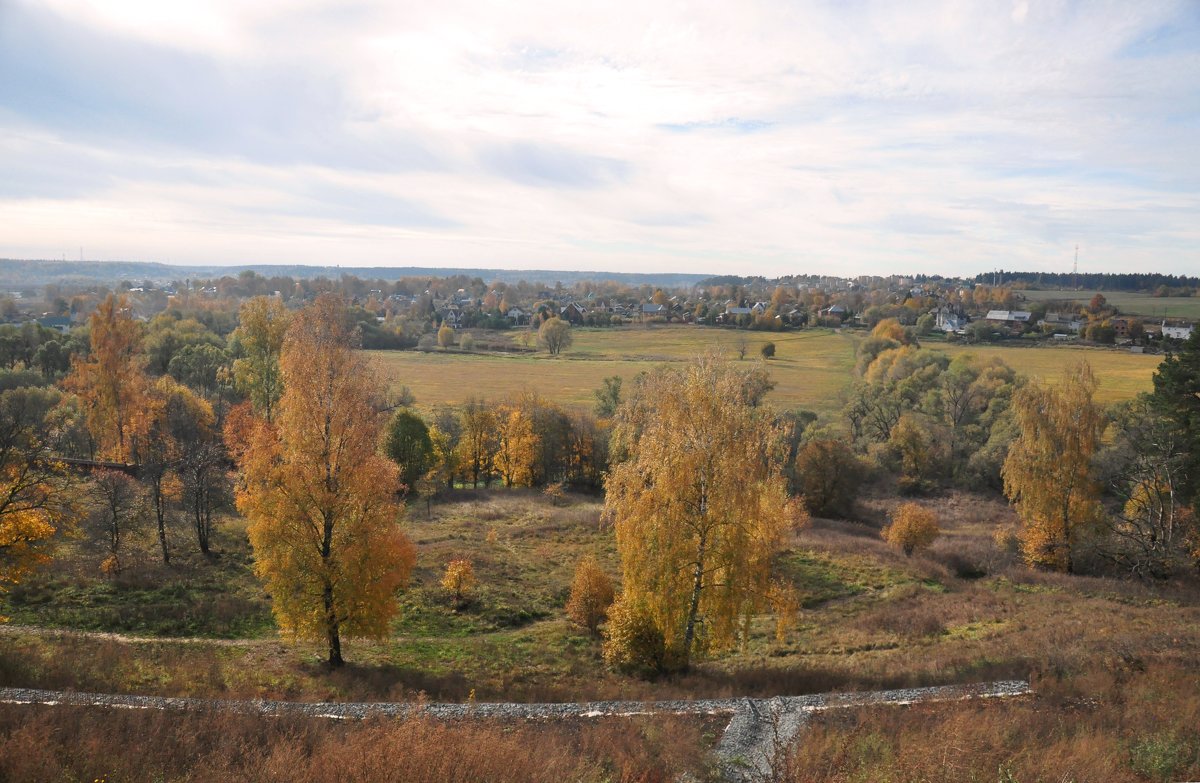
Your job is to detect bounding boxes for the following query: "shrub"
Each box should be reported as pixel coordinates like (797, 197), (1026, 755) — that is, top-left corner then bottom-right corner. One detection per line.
(882, 502), (940, 556)
(459, 333), (476, 351)
(566, 555), (615, 635)
(437, 324), (454, 348)
(602, 597), (668, 675)
(761, 342), (776, 359)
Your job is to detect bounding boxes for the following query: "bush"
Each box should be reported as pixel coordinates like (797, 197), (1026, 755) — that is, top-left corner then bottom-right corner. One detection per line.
(566, 555), (614, 635)
(437, 324), (454, 348)
(794, 439), (864, 518)
(602, 597), (668, 675)
(882, 502), (940, 556)
(441, 558), (475, 609)
(459, 332), (475, 351)
(761, 342), (776, 359)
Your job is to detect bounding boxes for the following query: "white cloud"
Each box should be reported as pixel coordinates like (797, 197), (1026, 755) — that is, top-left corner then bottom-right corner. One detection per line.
(0, 0), (1197, 276)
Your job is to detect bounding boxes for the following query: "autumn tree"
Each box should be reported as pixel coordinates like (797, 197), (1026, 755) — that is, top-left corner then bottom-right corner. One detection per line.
(63, 295), (151, 462)
(140, 377), (216, 564)
(493, 403), (538, 487)
(89, 468), (144, 577)
(605, 356), (803, 670)
(793, 439), (863, 517)
(882, 502), (940, 556)
(456, 398), (496, 488)
(442, 558), (475, 610)
(0, 388), (77, 588)
(566, 555), (614, 635)
(237, 295), (416, 666)
(538, 317), (572, 356)
(1002, 362), (1105, 572)
(437, 324), (455, 348)
(231, 296), (290, 423)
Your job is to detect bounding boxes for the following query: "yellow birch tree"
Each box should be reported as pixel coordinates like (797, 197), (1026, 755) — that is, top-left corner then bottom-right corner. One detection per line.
(605, 355), (803, 670)
(237, 295), (415, 666)
(1002, 361), (1105, 572)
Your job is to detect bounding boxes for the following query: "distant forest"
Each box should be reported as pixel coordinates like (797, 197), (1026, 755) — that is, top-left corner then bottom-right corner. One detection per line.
(971, 271), (1200, 292)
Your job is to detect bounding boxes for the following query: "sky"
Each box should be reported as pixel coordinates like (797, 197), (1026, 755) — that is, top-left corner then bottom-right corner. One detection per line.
(1, 0), (1198, 278)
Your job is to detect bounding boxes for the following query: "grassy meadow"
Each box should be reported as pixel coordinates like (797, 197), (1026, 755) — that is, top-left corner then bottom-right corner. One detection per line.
(370, 324), (1162, 415)
(4, 489), (1198, 707)
(1018, 288), (1200, 319)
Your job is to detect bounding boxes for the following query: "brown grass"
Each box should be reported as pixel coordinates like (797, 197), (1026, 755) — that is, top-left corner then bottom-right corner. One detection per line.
(779, 661), (1200, 782)
(0, 705), (717, 783)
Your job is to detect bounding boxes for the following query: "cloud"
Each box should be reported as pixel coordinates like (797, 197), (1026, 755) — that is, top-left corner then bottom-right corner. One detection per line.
(0, 0), (1197, 276)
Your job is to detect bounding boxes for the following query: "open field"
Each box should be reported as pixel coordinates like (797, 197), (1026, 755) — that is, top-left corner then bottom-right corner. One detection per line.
(370, 325), (1163, 415)
(370, 327), (859, 414)
(931, 342), (1161, 403)
(4, 489), (1199, 706)
(4, 487), (1199, 779)
(1017, 288), (1200, 319)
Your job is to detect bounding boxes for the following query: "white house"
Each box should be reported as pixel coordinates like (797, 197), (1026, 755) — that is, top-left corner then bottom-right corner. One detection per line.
(1162, 322), (1195, 340)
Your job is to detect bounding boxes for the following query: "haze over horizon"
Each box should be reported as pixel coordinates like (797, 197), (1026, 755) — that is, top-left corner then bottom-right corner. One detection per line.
(1, 1), (1198, 278)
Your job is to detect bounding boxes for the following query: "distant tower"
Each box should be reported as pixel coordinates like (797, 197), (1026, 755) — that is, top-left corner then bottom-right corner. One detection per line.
(1073, 245), (1079, 289)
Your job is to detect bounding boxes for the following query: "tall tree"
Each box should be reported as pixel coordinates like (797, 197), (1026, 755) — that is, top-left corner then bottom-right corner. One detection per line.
(605, 356), (801, 670)
(63, 295), (151, 462)
(231, 296), (290, 424)
(1002, 362), (1105, 573)
(237, 295), (416, 666)
(383, 409), (434, 496)
(1151, 329), (1200, 516)
(493, 404), (538, 488)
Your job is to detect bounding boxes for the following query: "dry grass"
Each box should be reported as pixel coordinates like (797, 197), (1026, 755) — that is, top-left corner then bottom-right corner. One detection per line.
(0, 705), (717, 783)
(779, 661), (1200, 782)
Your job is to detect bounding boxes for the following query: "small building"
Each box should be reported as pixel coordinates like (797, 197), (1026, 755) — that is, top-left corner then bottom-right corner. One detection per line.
(1162, 322), (1195, 340)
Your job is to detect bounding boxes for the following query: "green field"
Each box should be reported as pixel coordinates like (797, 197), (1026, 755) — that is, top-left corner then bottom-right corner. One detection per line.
(931, 343), (1161, 404)
(1017, 289), (1200, 319)
(370, 325), (1163, 415)
(370, 327), (859, 414)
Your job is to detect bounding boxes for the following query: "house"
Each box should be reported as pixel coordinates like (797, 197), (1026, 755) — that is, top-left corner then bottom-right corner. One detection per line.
(641, 303), (667, 318)
(506, 307), (529, 326)
(933, 307), (965, 333)
(36, 315), (72, 334)
(725, 306), (753, 317)
(1040, 312), (1085, 334)
(1163, 322), (1195, 340)
(560, 302), (587, 324)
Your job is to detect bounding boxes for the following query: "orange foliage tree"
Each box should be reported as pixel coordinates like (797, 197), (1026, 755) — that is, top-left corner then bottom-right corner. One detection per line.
(63, 295), (151, 462)
(1003, 362), (1105, 572)
(882, 502), (940, 556)
(236, 295), (416, 666)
